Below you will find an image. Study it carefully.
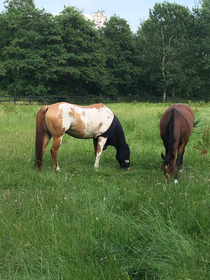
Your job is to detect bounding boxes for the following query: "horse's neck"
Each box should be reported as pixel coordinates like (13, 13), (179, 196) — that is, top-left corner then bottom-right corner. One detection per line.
(115, 122), (126, 150)
(101, 115), (128, 154)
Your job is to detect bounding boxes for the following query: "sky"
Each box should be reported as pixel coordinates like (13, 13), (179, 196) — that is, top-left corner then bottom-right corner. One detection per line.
(0, 0), (199, 33)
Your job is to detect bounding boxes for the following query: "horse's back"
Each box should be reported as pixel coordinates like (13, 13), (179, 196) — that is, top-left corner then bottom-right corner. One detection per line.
(173, 104), (194, 134)
(45, 102), (114, 139)
(160, 103), (194, 141)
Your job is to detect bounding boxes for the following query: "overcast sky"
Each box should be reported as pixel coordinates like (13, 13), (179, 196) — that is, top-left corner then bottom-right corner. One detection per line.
(0, 0), (199, 32)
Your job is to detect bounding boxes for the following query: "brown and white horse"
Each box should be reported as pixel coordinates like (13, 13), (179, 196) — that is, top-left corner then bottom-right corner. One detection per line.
(160, 103), (194, 183)
(35, 102), (130, 171)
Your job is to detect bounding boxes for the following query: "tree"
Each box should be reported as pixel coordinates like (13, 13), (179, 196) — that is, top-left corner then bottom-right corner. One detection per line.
(136, 2), (192, 101)
(3, 0), (35, 10)
(0, 4), (68, 96)
(55, 6), (108, 96)
(101, 15), (140, 96)
(187, 0), (210, 97)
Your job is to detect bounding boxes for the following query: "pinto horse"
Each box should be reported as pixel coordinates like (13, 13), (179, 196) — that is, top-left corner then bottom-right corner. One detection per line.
(35, 102), (130, 171)
(159, 103), (194, 183)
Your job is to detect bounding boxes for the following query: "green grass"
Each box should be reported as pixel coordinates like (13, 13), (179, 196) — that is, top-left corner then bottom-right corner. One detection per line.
(0, 101), (210, 279)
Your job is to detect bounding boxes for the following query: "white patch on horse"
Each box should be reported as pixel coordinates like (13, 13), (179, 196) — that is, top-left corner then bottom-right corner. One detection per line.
(58, 103), (114, 138)
(58, 104), (71, 131)
(56, 165), (60, 171)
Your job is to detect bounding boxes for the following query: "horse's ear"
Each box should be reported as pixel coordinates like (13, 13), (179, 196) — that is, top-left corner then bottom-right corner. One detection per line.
(161, 153), (165, 160)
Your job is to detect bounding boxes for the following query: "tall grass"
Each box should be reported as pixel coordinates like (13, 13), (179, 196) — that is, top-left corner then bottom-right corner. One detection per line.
(0, 101), (210, 279)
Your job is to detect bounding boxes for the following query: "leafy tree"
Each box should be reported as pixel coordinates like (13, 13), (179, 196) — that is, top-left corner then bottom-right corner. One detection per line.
(3, 0), (35, 10)
(55, 7), (108, 96)
(0, 4), (68, 96)
(136, 2), (192, 101)
(1, 0), (210, 101)
(101, 15), (140, 96)
(188, 0), (210, 97)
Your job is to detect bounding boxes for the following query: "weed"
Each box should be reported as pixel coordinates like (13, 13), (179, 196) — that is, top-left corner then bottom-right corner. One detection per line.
(2, 102), (16, 112)
(199, 100), (206, 107)
(195, 125), (210, 155)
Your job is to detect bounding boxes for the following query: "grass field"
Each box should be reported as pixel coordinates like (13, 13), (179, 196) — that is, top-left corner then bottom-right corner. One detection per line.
(0, 101), (210, 279)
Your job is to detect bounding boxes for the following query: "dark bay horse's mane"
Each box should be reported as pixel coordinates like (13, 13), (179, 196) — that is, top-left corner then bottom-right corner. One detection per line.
(165, 108), (176, 165)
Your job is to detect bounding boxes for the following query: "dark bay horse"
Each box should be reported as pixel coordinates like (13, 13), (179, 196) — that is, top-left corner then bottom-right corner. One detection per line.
(159, 103), (194, 183)
(35, 102), (130, 171)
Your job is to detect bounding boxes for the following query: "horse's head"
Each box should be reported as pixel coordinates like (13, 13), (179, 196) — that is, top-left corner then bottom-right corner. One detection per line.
(116, 144), (130, 170)
(161, 153), (176, 180)
(119, 159), (130, 170)
(161, 163), (174, 180)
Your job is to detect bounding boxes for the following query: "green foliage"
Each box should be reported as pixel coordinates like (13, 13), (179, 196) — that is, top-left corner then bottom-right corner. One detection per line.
(3, 0), (35, 10)
(0, 103), (210, 279)
(56, 7), (108, 96)
(0, 4), (113, 97)
(0, 5), (69, 96)
(1, 1), (210, 99)
(136, 2), (193, 100)
(101, 16), (140, 96)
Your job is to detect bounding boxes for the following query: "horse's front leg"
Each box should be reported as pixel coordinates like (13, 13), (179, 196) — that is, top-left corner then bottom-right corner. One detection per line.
(51, 136), (63, 171)
(93, 136), (107, 169)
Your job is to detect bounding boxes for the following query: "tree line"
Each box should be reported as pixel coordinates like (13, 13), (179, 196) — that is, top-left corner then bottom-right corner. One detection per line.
(0, 0), (210, 101)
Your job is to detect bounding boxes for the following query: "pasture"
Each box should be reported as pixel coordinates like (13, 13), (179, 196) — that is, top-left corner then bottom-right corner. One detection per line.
(0, 101), (210, 279)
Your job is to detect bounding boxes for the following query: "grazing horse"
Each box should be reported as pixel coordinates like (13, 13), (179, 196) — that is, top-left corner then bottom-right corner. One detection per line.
(35, 102), (130, 171)
(159, 103), (194, 183)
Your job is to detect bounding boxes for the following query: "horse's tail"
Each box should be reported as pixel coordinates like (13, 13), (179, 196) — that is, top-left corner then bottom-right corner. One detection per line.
(35, 106), (48, 170)
(165, 108), (176, 162)
(193, 118), (202, 128)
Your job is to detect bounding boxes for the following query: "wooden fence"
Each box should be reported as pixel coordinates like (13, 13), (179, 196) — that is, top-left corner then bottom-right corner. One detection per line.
(0, 95), (210, 105)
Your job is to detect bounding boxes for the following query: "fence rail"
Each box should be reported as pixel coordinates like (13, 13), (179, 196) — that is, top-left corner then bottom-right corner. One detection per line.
(0, 95), (210, 105)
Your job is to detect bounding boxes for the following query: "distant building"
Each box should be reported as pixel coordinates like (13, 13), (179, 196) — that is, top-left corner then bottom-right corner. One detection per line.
(83, 13), (109, 28)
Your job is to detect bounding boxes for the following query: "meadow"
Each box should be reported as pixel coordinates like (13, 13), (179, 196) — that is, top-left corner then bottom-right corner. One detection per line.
(0, 101), (210, 280)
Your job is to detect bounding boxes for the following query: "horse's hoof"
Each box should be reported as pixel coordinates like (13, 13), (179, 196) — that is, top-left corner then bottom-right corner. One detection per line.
(174, 179), (178, 184)
(94, 165), (99, 171)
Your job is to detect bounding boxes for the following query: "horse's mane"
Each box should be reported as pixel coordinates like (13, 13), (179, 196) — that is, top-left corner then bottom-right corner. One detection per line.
(165, 108), (176, 165)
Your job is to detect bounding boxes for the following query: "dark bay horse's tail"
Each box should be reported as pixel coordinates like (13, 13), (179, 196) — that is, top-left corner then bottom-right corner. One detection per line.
(35, 106), (48, 170)
(165, 108), (176, 164)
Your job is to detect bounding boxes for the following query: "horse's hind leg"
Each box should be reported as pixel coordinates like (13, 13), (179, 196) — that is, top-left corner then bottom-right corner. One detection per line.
(43, 134), (50, 157)
(176, 142), (186, 176)
(51, 136), (63, 171)
(93, 136), (107, 169)
(176, 154), (184, 170)
(36, 133), (50, 170)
